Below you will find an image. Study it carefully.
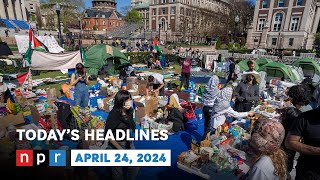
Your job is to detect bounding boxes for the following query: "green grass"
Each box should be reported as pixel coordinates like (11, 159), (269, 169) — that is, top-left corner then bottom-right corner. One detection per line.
(32, 71), (68, 80)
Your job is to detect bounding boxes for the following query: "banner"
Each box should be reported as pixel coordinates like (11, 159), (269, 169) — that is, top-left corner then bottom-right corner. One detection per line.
(15, 35), (64, 54)
(31, 51), (82, 70)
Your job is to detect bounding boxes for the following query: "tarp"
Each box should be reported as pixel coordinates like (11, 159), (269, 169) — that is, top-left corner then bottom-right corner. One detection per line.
(85, 44), (129, 76)
(15, 35), (64, 54)
(31, 51), (82, 70)
(0, 42), (13, 56)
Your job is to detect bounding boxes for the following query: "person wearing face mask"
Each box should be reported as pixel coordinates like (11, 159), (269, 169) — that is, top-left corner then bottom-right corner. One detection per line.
(104, 90), (138, 180)
(234, 72), (260, 112)
(70, 63), (90, 108)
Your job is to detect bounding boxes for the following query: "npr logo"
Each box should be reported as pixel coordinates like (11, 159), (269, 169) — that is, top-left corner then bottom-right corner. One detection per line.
(16, 150), (66, 166)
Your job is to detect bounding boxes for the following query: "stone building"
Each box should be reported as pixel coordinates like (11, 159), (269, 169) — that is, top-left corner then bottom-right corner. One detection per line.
(132, 0), (150, 7)
(0, 0), (28, 21)
(82, 0), (124, 32)
(25, 0), (40, 15)
(145, 0), (230, 43)
(246, 0), (320, 50)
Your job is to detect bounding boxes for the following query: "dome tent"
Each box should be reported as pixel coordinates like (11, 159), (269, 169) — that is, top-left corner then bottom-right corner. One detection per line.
(84, 44), (129, 76)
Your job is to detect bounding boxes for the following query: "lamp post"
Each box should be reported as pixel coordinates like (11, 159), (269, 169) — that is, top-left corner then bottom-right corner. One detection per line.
(144, 28), (146, 40)
(165, 30), (168, 44)
(55, 3), (63, 46)
(228, 30), (232, 43)
(158, 23), (161, 42)
(78, 17), (82, 47)
(234, 15), (240, 43)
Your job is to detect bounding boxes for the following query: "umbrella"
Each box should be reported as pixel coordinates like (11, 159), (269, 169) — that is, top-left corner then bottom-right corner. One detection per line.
(241, 71), (261, 84)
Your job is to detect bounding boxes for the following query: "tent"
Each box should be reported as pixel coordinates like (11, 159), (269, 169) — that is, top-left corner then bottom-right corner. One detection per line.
(84, 44), (129, 76)
(291, 58), (320, 78)
(30, 50), (82, 70)
(255, 57), (273, 67)
(0, 42), (13, 56)
(238, 60), (259, 72)
(258, 62), (302, 83)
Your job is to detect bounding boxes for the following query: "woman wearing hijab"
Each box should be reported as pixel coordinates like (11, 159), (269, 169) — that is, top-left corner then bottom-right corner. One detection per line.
(211, 87), (254, 131)
(104, 90), (138, 180)
(70, 63), (90, 108)
(246, 117), (287, 180)
(235, 72), (259, 112)
(202, 75), (220, 139)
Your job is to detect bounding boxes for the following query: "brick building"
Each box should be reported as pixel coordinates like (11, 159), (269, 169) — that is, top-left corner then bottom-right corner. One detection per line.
(135, 0), (230, 43)
(82, 0), (124, 32)
(246, 0), (320, 50)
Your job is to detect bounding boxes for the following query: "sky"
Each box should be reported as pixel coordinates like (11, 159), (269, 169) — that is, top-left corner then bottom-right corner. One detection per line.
(85, 0), (131, 12)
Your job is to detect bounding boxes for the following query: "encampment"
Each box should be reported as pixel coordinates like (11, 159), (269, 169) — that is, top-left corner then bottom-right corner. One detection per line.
(0, 42), (13, 56)
(255, 57), (273, 67)
(258, 61), (304, 83)
(292, 58), (320, 78)
(84, 44), (129, 76)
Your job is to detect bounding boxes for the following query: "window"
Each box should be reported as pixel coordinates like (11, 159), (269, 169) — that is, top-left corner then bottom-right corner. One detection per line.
(162, 0), (166, 3)
(296, 0), (302, 6)
(290, 17), (299, 31)
(278, 0), (285, 7)
(273, 13), (283, 31)
(171, 7), (175, 14)
(96, 20), (98, 25)
(289, 38), (294, 46)
(103, 20), (106, 25)
(272, 38), (277, 45)
(181, 8), (184, 15)
(162, 8), (166, 14)
(262, 0), (268, 8)
(146, 13), (149, 18)
(153, 9), (156, 15)
(171, 0), (175, 2)
(258, 18), (266, 31)
(154, 0), (157, 4)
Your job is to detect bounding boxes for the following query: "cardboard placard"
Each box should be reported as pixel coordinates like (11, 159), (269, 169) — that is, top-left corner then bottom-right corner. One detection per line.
(103, 97), (114, 112)
(0, 113), (25, 128)
(126, 77), (137, 90)
(145, 96), (159, 117)
(135, 106), (146, 123)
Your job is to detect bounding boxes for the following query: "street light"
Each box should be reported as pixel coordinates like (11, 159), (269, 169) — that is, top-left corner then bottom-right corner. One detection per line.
(78, 17), (82, 48)
(55, 3), (63, 46)
(144, 28), (146, 40)
(158, 23), (161, 42)
(234, 15), (240, 43)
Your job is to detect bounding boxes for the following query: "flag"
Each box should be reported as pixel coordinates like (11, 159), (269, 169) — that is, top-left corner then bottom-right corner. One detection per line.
(16, 71), (29, 86)
(25, 25), (33, 64)
(153, 37), (158, 46)
(33, 35), (49, 52)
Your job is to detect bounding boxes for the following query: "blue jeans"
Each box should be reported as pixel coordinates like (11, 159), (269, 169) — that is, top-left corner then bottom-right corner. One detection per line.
(74, 90), (89, 108)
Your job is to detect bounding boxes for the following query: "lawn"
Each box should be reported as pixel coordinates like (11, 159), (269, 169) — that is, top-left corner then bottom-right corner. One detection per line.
(32, 71), (68, 80)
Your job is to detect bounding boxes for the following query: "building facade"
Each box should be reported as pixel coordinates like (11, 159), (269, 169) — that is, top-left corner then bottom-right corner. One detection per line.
(135, 3), (150, 30)
(246, 0), (320, 50)
(132, 0), (150, 7)
(82, 0), (124, 32)
(147, 0), (230, 43)
(0, 0), (28, 21)
(25, 0), (40, 15)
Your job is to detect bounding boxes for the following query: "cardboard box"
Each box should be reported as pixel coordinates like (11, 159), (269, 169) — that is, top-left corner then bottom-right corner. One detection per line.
(145, 96), (159, 117)
(103, 97), (114, 112)
(128, 90), (139, 96)
(137, 80), (148, 95)
(135, 106), (146, 123)
(126, 77), (137, 90)
(0, 113), (25, 128)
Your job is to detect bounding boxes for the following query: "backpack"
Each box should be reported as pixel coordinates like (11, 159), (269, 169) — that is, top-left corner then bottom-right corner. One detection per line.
(234, 63), (240, 75)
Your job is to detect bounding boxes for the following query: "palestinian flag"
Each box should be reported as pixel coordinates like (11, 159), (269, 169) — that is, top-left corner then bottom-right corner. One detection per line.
(1, 71), (30, 87)
(25, 25), (48, 63)
(153, 37), (162, 55)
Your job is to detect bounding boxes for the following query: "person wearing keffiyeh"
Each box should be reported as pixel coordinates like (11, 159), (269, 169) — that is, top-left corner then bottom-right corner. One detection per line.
(210, 87), (254, 131)
(202, 75), (220, 140)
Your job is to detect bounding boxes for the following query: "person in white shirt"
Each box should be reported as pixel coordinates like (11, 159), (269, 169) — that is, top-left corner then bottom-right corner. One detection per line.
(146, 73), (165, 96)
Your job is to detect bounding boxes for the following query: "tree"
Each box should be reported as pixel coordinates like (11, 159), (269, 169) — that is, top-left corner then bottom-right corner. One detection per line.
(35, 6), (43, 29)
(124, 9), (143, 23)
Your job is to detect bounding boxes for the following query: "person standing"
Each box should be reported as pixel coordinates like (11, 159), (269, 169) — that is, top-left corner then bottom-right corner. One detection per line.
(70, 63), (90, 108)
(5, 29), (9, 37)
(234, 72), (260, 112)
(180, 56), (192, 90)
(202, 75), (220, 140)
(104, 90), (138, 180)
(225, 57), (237, 86)
(245, 117), (287, 180)
(285, 107), (320, 180)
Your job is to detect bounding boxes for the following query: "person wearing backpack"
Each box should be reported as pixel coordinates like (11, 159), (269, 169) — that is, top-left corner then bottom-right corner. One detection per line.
(224, 57), (238, 86)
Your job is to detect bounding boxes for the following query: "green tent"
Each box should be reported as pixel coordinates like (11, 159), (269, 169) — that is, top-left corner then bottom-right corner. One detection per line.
(258, 62), (299, 82)
(84, 44), (129, 76)
(238, 60), (259, 72)
(292, 58), (320, 78)
(256, 57), (273, 67)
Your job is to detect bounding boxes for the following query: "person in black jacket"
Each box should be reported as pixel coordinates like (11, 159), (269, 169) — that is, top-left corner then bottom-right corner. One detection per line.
(104, 90), (138, 180)
(234, 72), (259, 112)
(225, 57), (237, 86)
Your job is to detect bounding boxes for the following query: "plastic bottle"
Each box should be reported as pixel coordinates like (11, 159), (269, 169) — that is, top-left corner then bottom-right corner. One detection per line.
(189, 89), (195, 102)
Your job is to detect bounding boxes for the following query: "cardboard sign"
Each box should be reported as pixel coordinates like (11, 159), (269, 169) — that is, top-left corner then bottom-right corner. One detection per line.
(0, 113), (25, 128)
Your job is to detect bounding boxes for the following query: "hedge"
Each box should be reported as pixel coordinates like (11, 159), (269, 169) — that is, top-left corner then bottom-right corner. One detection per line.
(0, 59), (29, 74)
